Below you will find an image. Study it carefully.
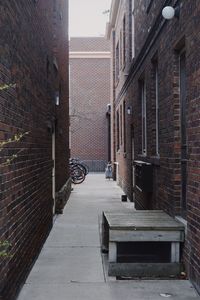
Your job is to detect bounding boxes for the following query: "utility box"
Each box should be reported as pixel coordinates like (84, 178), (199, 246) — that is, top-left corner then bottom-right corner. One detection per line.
(134, 160), (153, 192)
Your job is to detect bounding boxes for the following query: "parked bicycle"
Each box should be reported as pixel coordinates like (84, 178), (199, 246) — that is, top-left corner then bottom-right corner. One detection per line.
(70, 158), (89, 175)
(69, 158), (89, 184)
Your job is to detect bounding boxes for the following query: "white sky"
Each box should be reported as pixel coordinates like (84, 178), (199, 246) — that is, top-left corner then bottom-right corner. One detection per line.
(69, 0), (112, 37)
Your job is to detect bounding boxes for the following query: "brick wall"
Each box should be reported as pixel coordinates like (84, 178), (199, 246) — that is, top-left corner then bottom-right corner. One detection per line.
(109, 0), (200, 293)
(107, 0), (134, 199)
(0, 1), (69, 299)
(54, 0), (70, 190)
(69, 38), (111, 171)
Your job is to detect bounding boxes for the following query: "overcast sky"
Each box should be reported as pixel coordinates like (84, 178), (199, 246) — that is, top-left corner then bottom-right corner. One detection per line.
(69, 0), (112, 37)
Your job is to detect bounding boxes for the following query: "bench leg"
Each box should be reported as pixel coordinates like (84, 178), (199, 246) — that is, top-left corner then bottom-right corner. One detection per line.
(101, 213), (109, 252)
(171, 242), (180, 262)
(109, 242), (117, 262)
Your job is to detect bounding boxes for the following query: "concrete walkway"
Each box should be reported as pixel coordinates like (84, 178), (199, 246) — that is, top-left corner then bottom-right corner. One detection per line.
(18, 174), (199, 300)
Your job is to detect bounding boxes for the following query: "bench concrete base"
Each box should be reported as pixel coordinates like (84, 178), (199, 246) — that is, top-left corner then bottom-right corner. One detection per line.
(108, 262), (183, 278)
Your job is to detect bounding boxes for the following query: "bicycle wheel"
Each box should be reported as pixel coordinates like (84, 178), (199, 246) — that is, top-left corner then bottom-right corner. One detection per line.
(80, 162), (89, 175)
(70, 166), (85, 184)
(76, 163), (88, 176)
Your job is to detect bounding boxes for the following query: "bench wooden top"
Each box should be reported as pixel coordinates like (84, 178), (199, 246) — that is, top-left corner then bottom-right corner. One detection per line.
(103, 210), (185, 231)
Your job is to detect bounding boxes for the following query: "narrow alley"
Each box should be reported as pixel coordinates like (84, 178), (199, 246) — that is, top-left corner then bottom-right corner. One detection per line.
(1, 1), (200, 299)
(18, 174), (198, 300)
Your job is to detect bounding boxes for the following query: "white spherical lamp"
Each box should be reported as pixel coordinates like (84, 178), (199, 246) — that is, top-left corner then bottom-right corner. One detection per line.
(162, 6), (175, 20)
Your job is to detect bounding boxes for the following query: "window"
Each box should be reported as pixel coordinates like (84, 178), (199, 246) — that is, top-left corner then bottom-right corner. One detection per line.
(145, 0), (154, 13)
(131, 0), (135, 58)
(120, 105), (123, 145)
(152, 60), (159, 156)
(155, 63), (159, 156)
(116, 110), (120, 150)
(120, 30), (123, 70)
(140, 80), (147, 155)
(123, 101), (126, 152)
(115, 42), (119, 83)
(122, 15), (126, 67)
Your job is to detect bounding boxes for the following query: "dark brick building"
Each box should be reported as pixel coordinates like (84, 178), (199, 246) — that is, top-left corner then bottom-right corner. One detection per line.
(69, 37), (111, 171)
(107, 0), (200, 294)
(0, 1), (69, 299)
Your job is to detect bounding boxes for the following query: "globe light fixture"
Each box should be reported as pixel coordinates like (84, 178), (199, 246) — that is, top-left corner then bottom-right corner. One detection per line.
(162, 6), (180, 20)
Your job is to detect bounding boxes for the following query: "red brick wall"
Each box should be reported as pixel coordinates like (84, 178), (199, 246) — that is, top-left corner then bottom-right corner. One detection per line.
(0, 1), (69, 299)
(111, 0), (200, 293)
(70, 38), (110, 170)
(109, 0), (134, 198)
(54, 0), (70, 189)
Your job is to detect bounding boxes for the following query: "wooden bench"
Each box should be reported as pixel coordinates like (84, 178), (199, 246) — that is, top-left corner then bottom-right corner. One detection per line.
(101, 210), (185, 277)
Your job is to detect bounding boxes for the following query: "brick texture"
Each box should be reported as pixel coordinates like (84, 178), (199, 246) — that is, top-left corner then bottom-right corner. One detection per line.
(108, 0), (133, 197)
(69, 37), (111, 171)
(70, 37), (110, 52)
(0, 1), (69, 299)
(109, 0), (200, 293)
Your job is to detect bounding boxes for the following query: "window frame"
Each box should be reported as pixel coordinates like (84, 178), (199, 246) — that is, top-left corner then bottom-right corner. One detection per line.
(116, 110), (120, 151)
(155, 62), (159, 156)
(131, 0), (135, 59)
(122, 14), (126, 68)
(120, 104), (123, 146)
(115, 42), (120, 83)
(140, 80), (147, 155)
(123, 100), (126, 153)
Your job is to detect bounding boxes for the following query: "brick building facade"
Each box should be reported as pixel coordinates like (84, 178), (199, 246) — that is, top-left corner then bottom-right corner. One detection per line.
(107, 0), (200, 294)
(0, 1), (70, 299)
(69, 37), (111, 171)
(106, 0), (134, 196)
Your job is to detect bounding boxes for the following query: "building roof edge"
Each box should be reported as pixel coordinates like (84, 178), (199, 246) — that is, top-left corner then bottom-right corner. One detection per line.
(106, 0), (120, 39)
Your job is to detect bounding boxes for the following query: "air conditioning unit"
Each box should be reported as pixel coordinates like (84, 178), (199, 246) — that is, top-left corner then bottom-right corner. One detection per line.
(134, 160), (153, 192)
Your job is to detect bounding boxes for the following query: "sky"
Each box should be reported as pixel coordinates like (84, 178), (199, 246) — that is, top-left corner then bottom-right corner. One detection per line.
(69, 0), (112, 37)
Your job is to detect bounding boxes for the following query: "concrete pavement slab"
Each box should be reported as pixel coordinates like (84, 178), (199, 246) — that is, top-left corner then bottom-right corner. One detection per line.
(26, 246), (104, 284)
(18, 281), (199, 300)
(17, 174), (200, 300)
(45, 224), (100, 247)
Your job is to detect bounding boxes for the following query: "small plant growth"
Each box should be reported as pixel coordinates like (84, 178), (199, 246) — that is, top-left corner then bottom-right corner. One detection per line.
(0, 131), (29, 257)
(0, 131), (29, 166)
(0, 241), (11, 258)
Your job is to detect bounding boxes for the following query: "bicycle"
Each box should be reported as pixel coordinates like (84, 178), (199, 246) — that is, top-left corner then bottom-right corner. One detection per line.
(69, 161), (85, 184)
(70, 158), (89, 176)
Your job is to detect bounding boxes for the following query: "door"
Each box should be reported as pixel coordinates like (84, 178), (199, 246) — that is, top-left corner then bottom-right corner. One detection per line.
(52, 125), (56, 214)
(131, 125), (135, 200)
